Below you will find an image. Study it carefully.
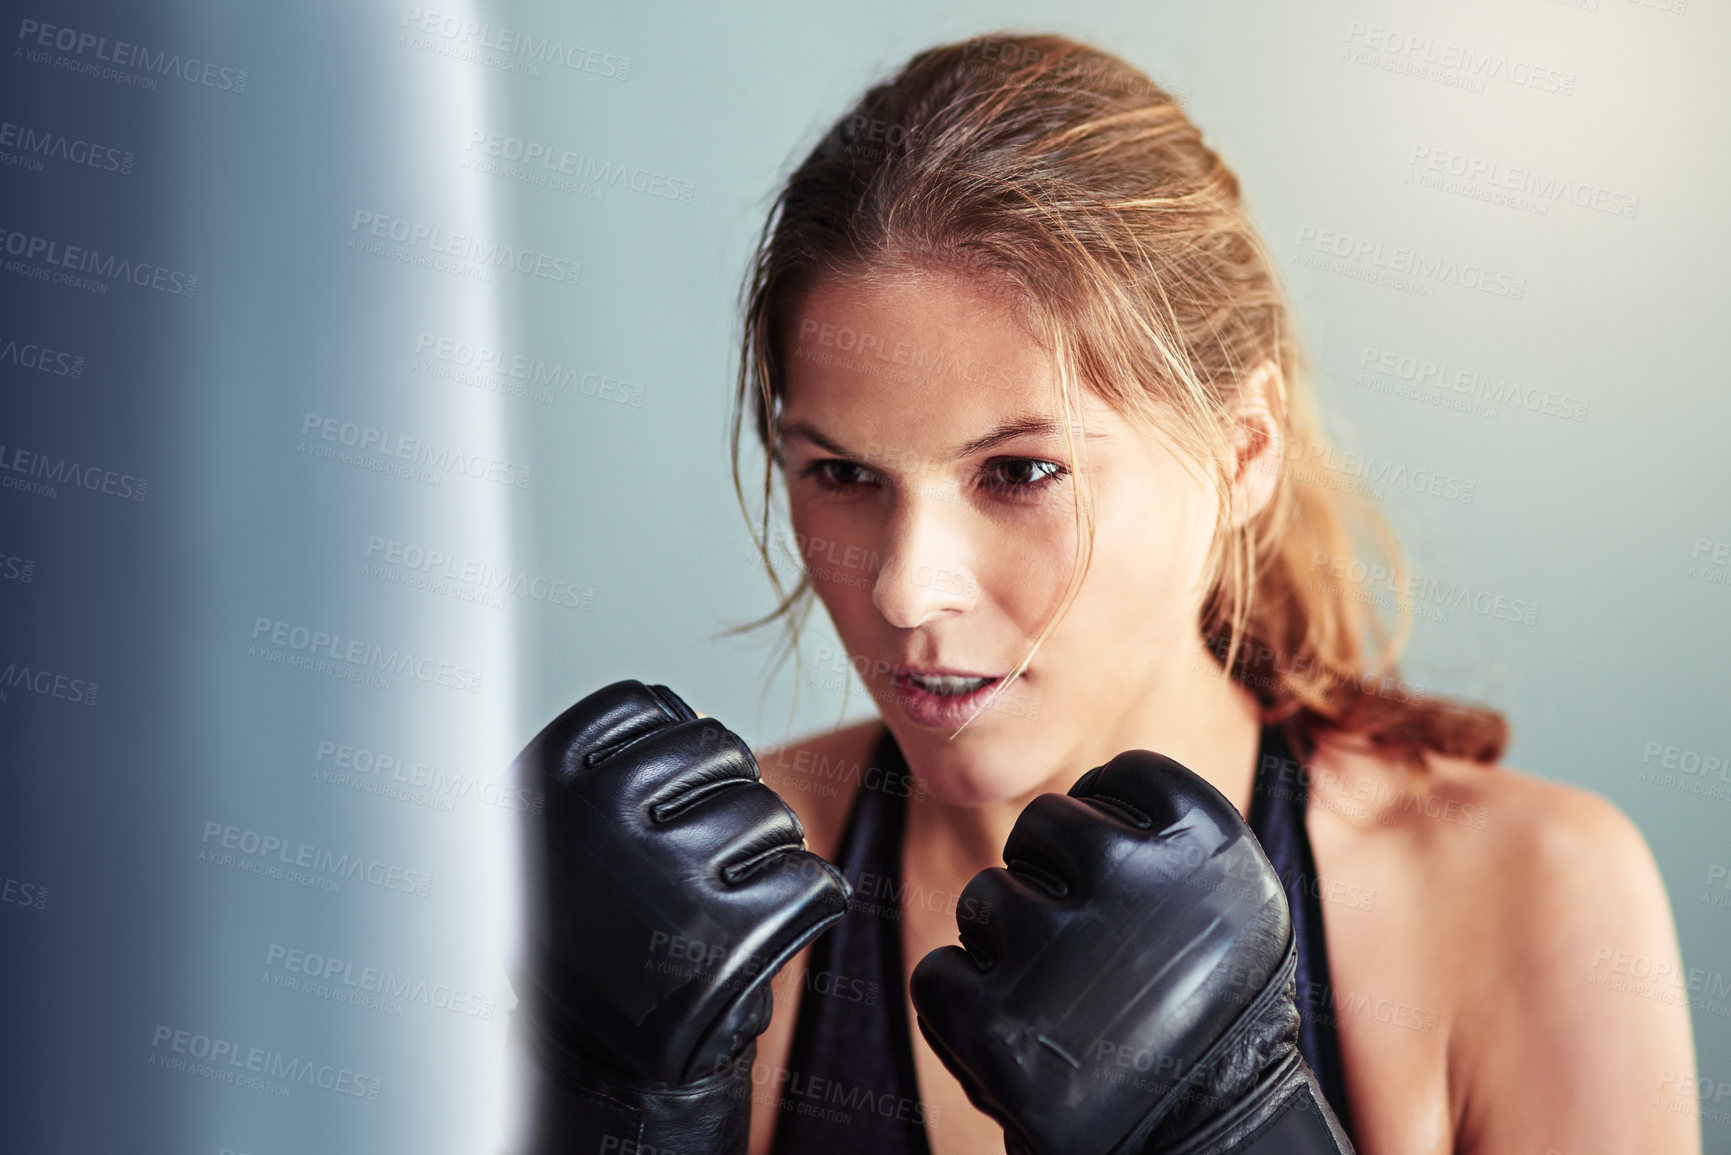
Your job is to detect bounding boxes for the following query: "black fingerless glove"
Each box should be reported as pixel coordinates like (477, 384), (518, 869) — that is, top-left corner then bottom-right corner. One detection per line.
(511, 680), (852, 1155)
(910, 749), (1354, 1155)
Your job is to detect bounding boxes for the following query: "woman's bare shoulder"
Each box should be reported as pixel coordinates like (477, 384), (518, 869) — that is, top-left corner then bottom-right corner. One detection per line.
(1306, 734), (1679, 1010)
(1310, 736), (1697, 1149)
(1409, 751), (1681, 993)
(1412, 750), (1661, 924)
(1307, 732), (1646, 875)
(752, 717), (886, 862)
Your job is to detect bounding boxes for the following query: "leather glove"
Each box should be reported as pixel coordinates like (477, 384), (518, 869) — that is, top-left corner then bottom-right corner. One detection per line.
(510, 679), (852, 1155)
(910, 749), (1355, 1155)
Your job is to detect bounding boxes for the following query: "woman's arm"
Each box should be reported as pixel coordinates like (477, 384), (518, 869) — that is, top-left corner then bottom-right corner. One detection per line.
(1450, 770), (1700, 1155)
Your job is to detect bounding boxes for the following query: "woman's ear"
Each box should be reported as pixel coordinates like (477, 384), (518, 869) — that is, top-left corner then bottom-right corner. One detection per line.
(1227, 359), (1286, 528)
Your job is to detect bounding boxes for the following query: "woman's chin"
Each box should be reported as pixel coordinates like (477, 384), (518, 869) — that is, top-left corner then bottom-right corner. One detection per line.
(895, 738), (1050, 809)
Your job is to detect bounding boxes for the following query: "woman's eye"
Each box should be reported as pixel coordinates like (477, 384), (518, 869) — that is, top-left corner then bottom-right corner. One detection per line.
(981, 457), (1068, 496)
(798, 456), (1066, 499)
(803, 459), (880, 490)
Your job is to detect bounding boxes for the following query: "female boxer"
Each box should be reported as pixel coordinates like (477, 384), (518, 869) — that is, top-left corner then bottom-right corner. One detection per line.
(510, 33), (1698, 1155)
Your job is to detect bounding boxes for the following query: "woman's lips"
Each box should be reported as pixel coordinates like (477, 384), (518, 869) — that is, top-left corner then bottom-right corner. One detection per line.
(890, 669), (1006, 729)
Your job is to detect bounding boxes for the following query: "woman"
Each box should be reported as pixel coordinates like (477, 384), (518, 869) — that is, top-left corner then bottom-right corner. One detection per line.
(723, 32), (1698, 1155)
(506, 32), (1699, 1155)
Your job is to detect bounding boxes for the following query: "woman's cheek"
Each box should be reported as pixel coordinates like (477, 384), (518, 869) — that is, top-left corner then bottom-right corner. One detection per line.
(789, 500), (863, 586)
(977, 510), (1079, 628)
(790, 509), (881, 651)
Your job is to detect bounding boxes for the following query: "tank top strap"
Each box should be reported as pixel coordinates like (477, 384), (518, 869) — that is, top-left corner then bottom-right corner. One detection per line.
(1246, 721), (1357, 1143)
(769, 725), (934, 1155)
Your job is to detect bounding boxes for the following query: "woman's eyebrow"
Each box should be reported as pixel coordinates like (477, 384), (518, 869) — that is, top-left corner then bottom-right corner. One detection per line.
(779, 415), (1106, 461)
(952, 415), (1107, 457)
(777, 421), (852, 457)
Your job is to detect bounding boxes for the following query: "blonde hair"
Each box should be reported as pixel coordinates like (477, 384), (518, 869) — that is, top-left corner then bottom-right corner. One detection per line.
(729, 32), (1507, 766)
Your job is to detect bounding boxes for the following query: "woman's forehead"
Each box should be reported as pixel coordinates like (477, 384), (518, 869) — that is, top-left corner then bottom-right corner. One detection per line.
(777, 269), (1200, 459)
(789, 268), (1044, 355)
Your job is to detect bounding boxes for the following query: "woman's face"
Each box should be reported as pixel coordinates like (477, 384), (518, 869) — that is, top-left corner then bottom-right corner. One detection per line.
(778, 269), (1230, 806)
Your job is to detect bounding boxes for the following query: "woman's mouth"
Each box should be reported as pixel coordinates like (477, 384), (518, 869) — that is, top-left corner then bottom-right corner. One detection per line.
(891, 667), (1005, 728)
(907, 672), (994, 696)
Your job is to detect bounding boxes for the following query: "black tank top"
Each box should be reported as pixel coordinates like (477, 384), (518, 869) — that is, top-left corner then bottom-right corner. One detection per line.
(768, 723), (1355, 1153)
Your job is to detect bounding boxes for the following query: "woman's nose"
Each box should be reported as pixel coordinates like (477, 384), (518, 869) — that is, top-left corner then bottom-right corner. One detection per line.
(870, 496), (981, 629)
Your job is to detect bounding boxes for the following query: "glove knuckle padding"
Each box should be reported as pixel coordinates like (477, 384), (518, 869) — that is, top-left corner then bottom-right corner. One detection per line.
(532, 679), (696, 786)
(914, 747), (1304, 1155)
(953, 865), (1069, 969)
(586, 718), (758, 814)
(1067, 750), (1196, 830)
(689, 792), (807, 881)
(1002, 793), (1108, 893)
(514, 678), (850, 1089)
